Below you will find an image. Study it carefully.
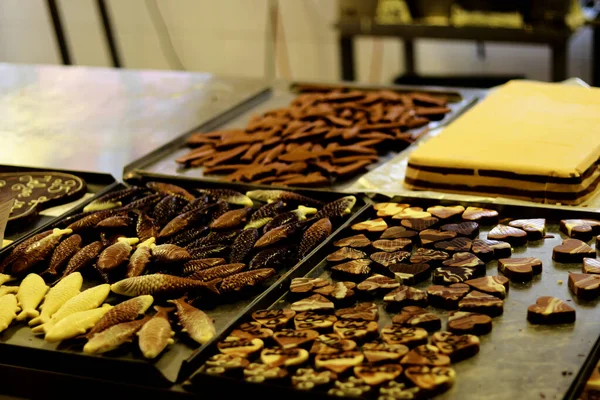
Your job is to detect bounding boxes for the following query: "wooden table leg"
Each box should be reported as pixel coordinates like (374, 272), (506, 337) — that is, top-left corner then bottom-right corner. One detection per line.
(340, 36), (356, 81)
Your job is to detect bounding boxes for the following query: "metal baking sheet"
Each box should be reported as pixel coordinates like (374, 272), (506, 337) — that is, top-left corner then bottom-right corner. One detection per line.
(0, 175), (367, 388)
(124, 81), (481, 192)
(186, 195), (600, 400)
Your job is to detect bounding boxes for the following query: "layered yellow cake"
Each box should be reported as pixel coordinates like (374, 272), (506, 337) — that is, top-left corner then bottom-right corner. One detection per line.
(404, 80), (600, 205)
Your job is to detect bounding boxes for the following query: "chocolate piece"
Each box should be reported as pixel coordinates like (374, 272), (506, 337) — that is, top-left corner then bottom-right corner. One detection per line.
(362, 342), (409, 364)
(462, 207), (498, 223)
(354, 364), (403, 386)
(62, 241), (104, 278)
(392, 306), (441, 332)
(357, 274), (400, 294)
(419, 229), (457, 248)
(434, 237), (472, 253)
(473, 238), (512, 259)
(248, 246), (293, 270)
(498, 257), (542, 282)
(426, 283), (470, 309)
(527, 296), (576, 324)
(431, 331), (480, 362)
(379, 381), (421, 399)
(334, 234), (371, 248)
(294, 312), (337, 331)
(465, 276), (508, 299)
(244, 363), (287, 383)
(553, 239), (596, 263)
(487, 224), (527, 246)
(401, 217), (439, 232)
(202, 353), (250, 376)
(292, 368), (337, 391)
(372, 239), (412, 253)
(441, 221), (479, 239)
(333, 320), (379, 341)
(313, 281), (355, 297)
(427, 205), (464, 220)
(380, 226), (419, 240)
(447, 311), (492, 335)
(189, 263), (246, 282)
(314, 196), (356, 219)
(410, 248), (449, 265)
(219, 268), (276, 293)
(273, 328), (319, 349)
(405, 366), (455, 394)
(299, 218), (332, 258)
(400, 344), (451, 367)
(384, 286), (428, 310)
(381, 326), (428, 347)
(252, 309), (296, 329)
(46, 234), (82, 275)
(568, 273), (600, 300)
(182, 258), (225, 275)
(230, 228), (259, 263)
(253, 220), (305, 249)
(327, 282), (357, 304)
(432, 266), (477, 285)
(441, 252), (485, 275)
(392, 207), (431, 220)
(336, 303), (379, 321)
(151, 244), (191, 263)
(231, 321), (273, 340)
(291, 294), (335, 313)
(245, 190), (321, 207)
(316, 352), (365, 374)
(218, 337), (264, 357)
(560, 219), (600, 241)
(374, 202), (410, 217)
(331, 259), (372, 282)
(583, 258), (600, 274)
(370, 251), (410, 267)
(508, 218), (546, 241)
(458, 290), (504, 317)
(290, 277), (330, 297)
(260, 347), (309, 367)
(352, 218), (388, 232)
(328, 376), (371, 397)
(388, 263), (430, 285)
(328, 247), (367, 263)
(310, 334), (357, 355)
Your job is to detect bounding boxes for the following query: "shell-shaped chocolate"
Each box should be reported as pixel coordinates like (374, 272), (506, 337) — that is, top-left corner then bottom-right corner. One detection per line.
(197, 188), (253, 207)
(88, 295), (154, 337)
(67, 209), (117, 231)
(169, 297), (216, 345)
(12, 229), (71, 275)
(153, 195), (190, 226)
(230, 229), (260, 263)
(97, 238), (138, 271)
(314, 196), (356, 219)
(163, 226), (209, 247)
(62, 241), (104, 277)
(189, 263), (246, 282)
(249, 246), (294, 270)
(47, 234), (82, 275)
(126, 239), (155, 278)
(254, 221), (306, 249)
(210, 207), (253, 230)
(84, 316), (150, 354)
(138, 306), (175, 359)
(188, 244), (229, 260)
(120, 193), (164, 211)
(111, 274), (220, 297)
(219, 268), (276, 294)
(0, 230), (53, 273)
(299, 218), (332, 258)
(182, 258), (226, 276)
(135, 211), (160, 242)
(146, 181), (195, 201)
(151, 244), (191, 263)
(95, 214), (134, 229)
(246, 190), (323, 207)
(83, 186), (146, 213)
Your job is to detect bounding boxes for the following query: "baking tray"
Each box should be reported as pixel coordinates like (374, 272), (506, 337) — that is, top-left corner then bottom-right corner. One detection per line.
(0, 166), (118, 245)
(0, 175), (368, 388)
(186, 195), (600, 400)
(123, 81), (481, 192)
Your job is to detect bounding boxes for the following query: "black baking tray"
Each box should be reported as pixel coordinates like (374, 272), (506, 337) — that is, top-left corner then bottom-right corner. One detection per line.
(0, 175), (368, 389)
(186, 194), (600, 400)
(122, 81), (481, 192)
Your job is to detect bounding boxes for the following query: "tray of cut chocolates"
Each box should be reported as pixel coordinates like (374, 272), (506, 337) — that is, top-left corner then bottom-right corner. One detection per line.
(185, 197), (600, 400)
(124, 81), (480, 191)
(0, 176), (367, 388)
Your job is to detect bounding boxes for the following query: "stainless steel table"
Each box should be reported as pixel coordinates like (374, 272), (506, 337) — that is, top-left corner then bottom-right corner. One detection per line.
(0, 64), (268, 178)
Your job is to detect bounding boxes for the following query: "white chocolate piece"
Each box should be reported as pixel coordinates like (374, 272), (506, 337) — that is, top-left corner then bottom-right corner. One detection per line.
(137, 237), (155, 248)
(0, 294), (19, 332)
(118, 237), (139, 246)
(29, 272), (83, 326)
(0, 286), (18, 297)
(45, 304), (113, 342)
(16, 274), (49, 321)
(0, 273), (15, 285)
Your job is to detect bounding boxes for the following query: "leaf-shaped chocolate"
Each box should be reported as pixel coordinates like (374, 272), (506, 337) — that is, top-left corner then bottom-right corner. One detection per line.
(97, 238), (138, 271)
(62, 241), (104, 278)
(189, 263), (246, 282)
(46, 234), (82, 275)
(299, 218), (332, 257)
(151, 244), (191, 263)
(219, 268), (276, 294)
(210, 207), (253, 230)
(230, 229), (260, 263)
(146, 181), (195, 201)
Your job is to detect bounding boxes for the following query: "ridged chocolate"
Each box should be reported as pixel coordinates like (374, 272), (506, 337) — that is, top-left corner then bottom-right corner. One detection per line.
(440, 221), (479, 239)
(111, 274), (220, 297)
(135, 211), (160, 242)
(230, 229), (260, 263)
(67, 209), (117, 231)
(314, 196), (356, 219)
(146, 181), (195, 201)
(46, 234), (82, 275)
(11, 230), (69, 275)
(188, 244), (229, 260)
(182, 258), (226, 276)
(197, 188), (253, 207)
(327, 247), (367, 263)
(159, 203), (216, 238)
(151, 244), (191, 263)
(62, 241), (104, 277)
(370, 251), (411, 267)
(219, 268), (276, 294)
(186, 230), (239, 249)
(138, 306), (175, 359)
(97, 238), (136, 271)
(120, 193), (164, 211)
(88, 295), (154, 337)
(248, 201), (286, 223)
(299, 218), (332, 258)
(83, 186), (146, 213)
(153, 195), (191, 226)
(249, 246), (293, 270)
(163, 226), (209, 247)
(255, 220), (307, 249)
(0, 230), (53, 273)
(126, 239), (154, 278)
(210, 207), (253, 230)
(84, 316), (150, 354)
(246, 190), (323, 207)
(170, 297), (216, 345)
(264, 207), (316, 232)
(180, 196), (211, 214)
(95, 214), (133, 229)
(190, 263), (246, 282)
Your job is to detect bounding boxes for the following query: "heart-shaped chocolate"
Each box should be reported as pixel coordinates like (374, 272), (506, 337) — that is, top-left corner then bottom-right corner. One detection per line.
(370, 250), (411, 267)
(362, 342), (409, 364)
(218, 337), (265, 356)
(401, 217), (440, 232)
(487, 224), (527, 246)
(292, 368), (337, 391)
(334, 234), (371, 248)
(410, 248), (449, 265)
(552, 239), (595, 263)
(527, 296), (575, 324)
(441, 221), (479, 239)
(294, 312), (338, 331)
(400, 344), (451, 367)
(331, 259), (372, 282)
(419, 229), (457, 247)
(583, 258), (600, 274)
(392, 306), (441, 332)
(431, 331), (480, 362)
(384, 286), (428, 310)
(252, 309), (296, 329)
(291, 294), (335, 313)
(315, 351), (365, 374)
(352, 218), (388, 232)
(372, 239), (412, 253)
(442, 252), (485, 275)
(289, 277), (330, 298)
(560, 219), (600, 241)
(568, 272), (600, 300)
(273, 329), (319, 349)
(498, 257), (542, 282)
(380, 226), (419, 240)
(462, 207), (498, 223)
(231, 321), (274, 339)
(324, 282), (357, 304)
(336, 302), (379, 321)
(381, 326), (428, 347)
(405, 365), (455, 393)
(357, 274), (400, 294)
(243, 362), (287, 383)
(434, 237), (472, 253)
(260, 347), (309, 367)
(388, 263), (431, 285)
(426, 283), (470, 309)
(465, 276), (509, 299)
(508, 218), (546, 241)
(433, 266), (477, 285)
(458, 290), (504, 317)
(354, 364), (403, 386)
(447, 311), (492, 335)
(392, 207), (431, 220)
(333, 320), (379, 341)
(310, 334), (357, 355)
(473, 238), (512, 260)
(427, 205), (465, 221)
(374, 202), (410, 217)
(327, 247), (368, 263)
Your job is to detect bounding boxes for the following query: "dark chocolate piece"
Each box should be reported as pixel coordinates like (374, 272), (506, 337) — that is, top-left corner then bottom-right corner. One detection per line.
(441, 252), (485, 275)
(316, 352), (365, 374)
(447, 311), (492, 335)
(219, 268), (275, 293)
(354, 364), (403, 386)
(441, 221), (479, 239)
(313, 196), (356, 219)
(334, 234), (371, 248)
(299, 218), (332, 258)
(552, 239), (596, 263)
(374, 202), (410, 217)
(356, 274), (400, 294)
(498, 257), (542, 282)
(248, 246), (293, 270)
(351, 218), (388, 232)
(432, 266), (477, 285)
(508, 218), (546, 241)
(404, 366), (455, 395)
(427, 205), (464, 220)
(381, 326), (428, 347)
(388, 263), (430, 285)
(392, 306), (441, 332)
(434, 237), (472, 253)
(431, 331), (480, 362)
(487, 224), (527, 247)
(333, 320), (379, 341)
(400, 344), (451, 367)
(410, 248), (449, 265)
(372, 239), (412, 253)
(583, 258), (600, 274)
(465, 276), (509, 299)
(273, 329), (319, 349)
(527, 296), (576, 324)
(230, 228), (259, 263)
(380, 226), (419, 240)
(462, 207), (498, 223)
(560, 219), (600, 241)
(328, 247), (367, 263)
(419, 229), (457, 248)
(473, 238), (512, 259)
(331, 259), (372, 282)
(335, 302), (378, 321)
(426, 283), (470, 309)
(252, 309), (296, 329)
(291, 294), (335, 313)
(309, 334), (357, 355)
(568, 273), (600, 300)
(384, 286), (428, 310)
(458, 290), (504, 317)
(370, 251), (410, 267)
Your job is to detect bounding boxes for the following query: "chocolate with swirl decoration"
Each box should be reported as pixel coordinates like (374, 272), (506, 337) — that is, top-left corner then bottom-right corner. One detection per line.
(427, 205), (464, 220)
(426, 283), (470, 309)
(559, 219), (600, 241)
(431, 331), (480, 362)
(356, 274), (399, 294)
(447, 311), (492, 335)
(309, 334), (357, 355)
(231, 321), (273, 340)
(583, 258), (600, 275)
(335, 302), (378, 322)
(465, 276), (509, 299)
(389, 263), (431, 285)
(328, 247), (368, 263)
(334, 234), (371, 248)
(289, 277), (330, 298)
(218, 337), (264, 357)
(527, 296), (576, 324)
(441, 252), (485, 275)
(331, 259), (372, 282)
(294, 312), (337, 331)
(552, 239), (596, 263)
(568, 272), (600, 300)
(384, 286), (428, 310)
(392, 306), (441, 332)
(260, 347), (309, 367)
(410, 248), (449, 265)
(462, 207), (498, 223)
(432, 266), (477, 285)
(372, 239), (412, 253)
(333, 320), (378, 341)
(381, 326), (428, 347)
(273, 329), (319, 349)
(370, 250), (411, 268)
(498, 257), (542, 282)
(458, 290), (504, 317)
(441, 221), (479, 239)
(291, 294), (335, 313)
(487, 224), (527, 246)
(400, 344), (451, 367)
(508, 218), (546, 241)
(252, 308), (296, 329)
